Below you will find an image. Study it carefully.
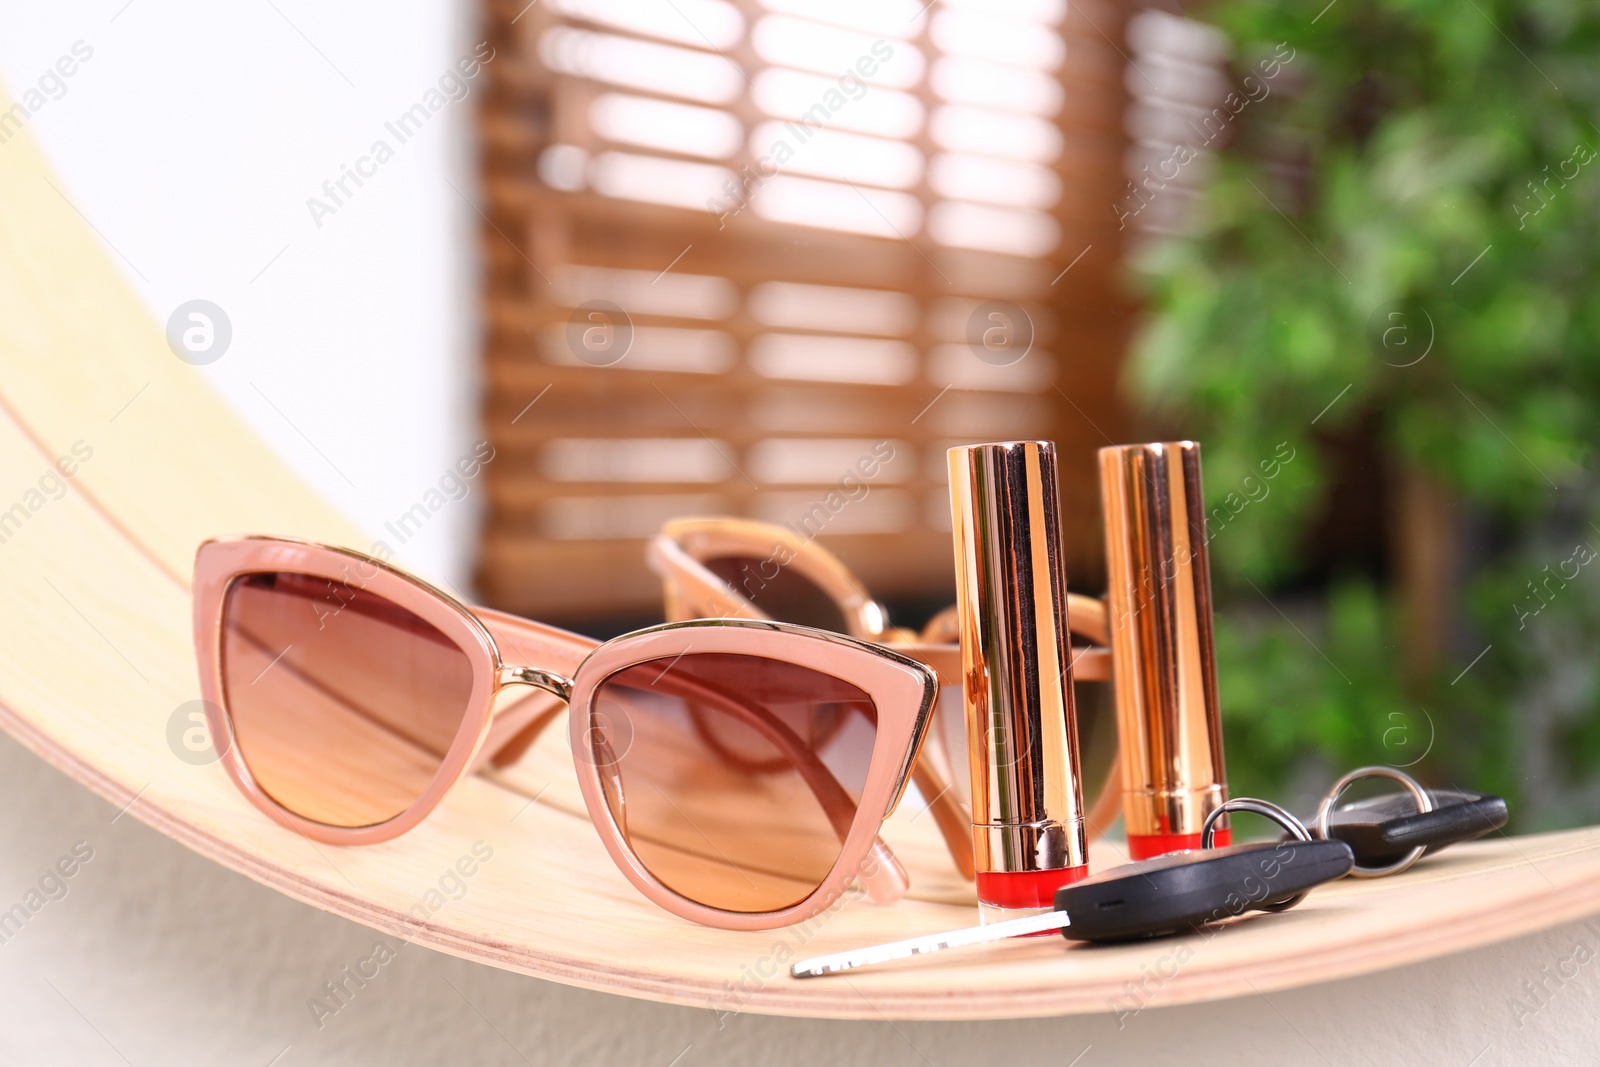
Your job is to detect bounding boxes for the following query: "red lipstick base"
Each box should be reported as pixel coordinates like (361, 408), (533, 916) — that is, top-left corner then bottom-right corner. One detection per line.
(1126, 828), (1231, 860)
(976, 866), (1090, 912)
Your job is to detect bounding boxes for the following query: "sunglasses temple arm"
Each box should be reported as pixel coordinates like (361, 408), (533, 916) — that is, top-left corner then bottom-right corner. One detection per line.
(909, 749), (977, 882)
(479, 696), (565, 771)
(647, 536), (772, 622)
(893, 646), (1109, 689)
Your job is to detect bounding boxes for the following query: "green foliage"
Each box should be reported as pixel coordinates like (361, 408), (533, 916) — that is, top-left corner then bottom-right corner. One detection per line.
(1216, 581), (1413, 800)
(1129, 0), (1600, 823)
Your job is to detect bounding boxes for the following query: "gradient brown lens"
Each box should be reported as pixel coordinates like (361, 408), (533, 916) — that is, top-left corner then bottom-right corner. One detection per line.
(702, 555), (849, 633)
(220, 571), (475, 828)
(588, 653), (878, 913)
(697, 557), (855, 772)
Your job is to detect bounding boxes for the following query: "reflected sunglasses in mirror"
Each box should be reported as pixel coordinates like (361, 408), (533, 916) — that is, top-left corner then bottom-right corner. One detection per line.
(646, 517), (1122, 860)
(192, 536), (940, 929)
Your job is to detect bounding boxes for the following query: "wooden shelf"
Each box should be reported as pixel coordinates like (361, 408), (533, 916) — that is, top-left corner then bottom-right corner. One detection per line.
(3, 94), (1599, 1022)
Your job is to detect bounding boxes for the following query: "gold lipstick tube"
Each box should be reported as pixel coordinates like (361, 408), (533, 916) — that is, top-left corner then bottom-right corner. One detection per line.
(1098, 441), (1230, 859)
(948, 441), (1088, 921)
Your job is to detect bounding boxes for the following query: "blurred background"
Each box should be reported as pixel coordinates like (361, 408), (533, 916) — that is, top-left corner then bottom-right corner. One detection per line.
(472, 0), (1134, 619)
(467, 0), (1600, 830)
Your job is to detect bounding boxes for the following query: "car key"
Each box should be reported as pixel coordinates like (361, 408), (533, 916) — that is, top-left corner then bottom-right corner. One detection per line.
(1307, 766), (1510, 877)
(790, 839), (1354, 978)
(1317, 789), (1508, 869)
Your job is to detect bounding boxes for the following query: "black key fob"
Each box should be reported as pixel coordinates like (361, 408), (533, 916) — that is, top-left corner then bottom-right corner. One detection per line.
(1053, 840), (1355, 942)
(1319, 789), (1508, 868)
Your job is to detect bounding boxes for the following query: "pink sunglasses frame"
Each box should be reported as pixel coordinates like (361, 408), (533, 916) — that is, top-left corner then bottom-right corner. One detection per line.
(193, 535), (943, 930)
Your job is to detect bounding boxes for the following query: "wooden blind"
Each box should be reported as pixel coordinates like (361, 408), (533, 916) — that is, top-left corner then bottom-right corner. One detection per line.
(1122, 6), (1234, 247)
(476, 0), (1137, 619)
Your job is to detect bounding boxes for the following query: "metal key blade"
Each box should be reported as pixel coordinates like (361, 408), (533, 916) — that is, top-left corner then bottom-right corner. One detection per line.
(790, 909), (1071, 979)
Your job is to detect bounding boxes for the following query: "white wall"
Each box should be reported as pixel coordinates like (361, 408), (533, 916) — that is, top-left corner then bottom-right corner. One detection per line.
(1, 0), (484, 588)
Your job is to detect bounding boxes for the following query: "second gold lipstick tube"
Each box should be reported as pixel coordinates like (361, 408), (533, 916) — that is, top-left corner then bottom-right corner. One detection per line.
(1099, 441), (1231, 858)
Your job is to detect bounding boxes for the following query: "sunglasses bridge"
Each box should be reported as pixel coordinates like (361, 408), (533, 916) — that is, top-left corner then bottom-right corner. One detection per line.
(497, 665), (575, 701)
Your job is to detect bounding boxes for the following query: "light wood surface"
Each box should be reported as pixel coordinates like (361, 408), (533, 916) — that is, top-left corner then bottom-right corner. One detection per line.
(3, 96), (1600, 1022)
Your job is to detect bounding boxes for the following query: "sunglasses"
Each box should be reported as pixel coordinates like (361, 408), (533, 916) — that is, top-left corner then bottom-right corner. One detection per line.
(192, 536), (941, 930)
(647, 516), (1121, 839)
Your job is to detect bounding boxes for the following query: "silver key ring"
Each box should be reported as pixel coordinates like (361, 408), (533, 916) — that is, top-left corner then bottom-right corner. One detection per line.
(1313, 765), (1435, 878)
(1201, 798), (1315, 911)
(1202, 798), (1314, 847)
